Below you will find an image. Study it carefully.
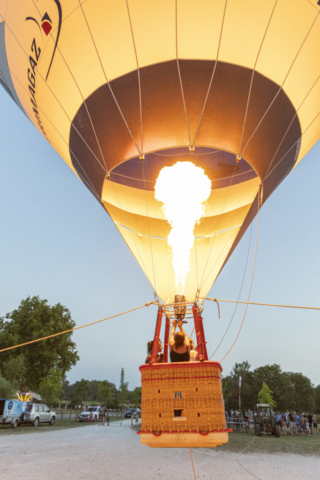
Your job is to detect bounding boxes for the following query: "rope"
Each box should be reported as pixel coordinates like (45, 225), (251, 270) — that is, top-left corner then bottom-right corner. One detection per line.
(219, 188), (261, 363)
(33, 0), (110, 173)
(204, 298), (320, 312)
(192, 0), (228, 146)
(237, 0), (278, 156)
(0, 303), (155, 354)
(209, 222), (253, 359)
(77, 0), (141, 155)
(240, 10), (320, 158)
(189, 448), (197, 480)
(176, 0), (192, 148)
(236, 437), (262, 480)
(126, 0), (143, 154)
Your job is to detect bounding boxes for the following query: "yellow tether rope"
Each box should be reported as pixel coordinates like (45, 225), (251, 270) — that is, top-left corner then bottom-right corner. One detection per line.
(202, 297), (320, 311)
(0, 302), (156, 354)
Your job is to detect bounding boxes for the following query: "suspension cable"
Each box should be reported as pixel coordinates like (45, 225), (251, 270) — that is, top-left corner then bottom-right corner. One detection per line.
(208, 222), (253, 359)
(0, 302), (156, 354)
(202, 298), (320, 311)
(219, 188), (261, 363)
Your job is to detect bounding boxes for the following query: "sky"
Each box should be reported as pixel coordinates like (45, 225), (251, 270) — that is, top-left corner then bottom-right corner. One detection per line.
(0, 86), (319, 392)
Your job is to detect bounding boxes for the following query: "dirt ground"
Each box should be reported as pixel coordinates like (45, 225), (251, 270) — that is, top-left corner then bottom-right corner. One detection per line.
(1, 419), (319, 479)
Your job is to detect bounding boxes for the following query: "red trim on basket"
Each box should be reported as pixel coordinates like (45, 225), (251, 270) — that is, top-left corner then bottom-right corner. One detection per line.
(139, 429), (231, 435)
(139, 361), (222, 372)
(141, 375), (221, 382)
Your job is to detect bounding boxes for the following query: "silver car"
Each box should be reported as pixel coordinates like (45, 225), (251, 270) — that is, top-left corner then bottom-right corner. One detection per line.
(24, 403), (56, 427)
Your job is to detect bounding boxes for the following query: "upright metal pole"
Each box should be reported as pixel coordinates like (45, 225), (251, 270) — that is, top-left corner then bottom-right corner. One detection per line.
(163, 316), (170, 363)
(150, 307), (164, 364)
(192, 304), (204, 361)
(198, 315), (208, 360)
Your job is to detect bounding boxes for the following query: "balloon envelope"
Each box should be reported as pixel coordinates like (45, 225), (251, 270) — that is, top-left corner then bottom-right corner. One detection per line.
(0, 0), (319, 302)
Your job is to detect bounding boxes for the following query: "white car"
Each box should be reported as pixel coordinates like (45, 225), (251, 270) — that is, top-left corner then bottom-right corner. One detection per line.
(79, 406), (101, 422)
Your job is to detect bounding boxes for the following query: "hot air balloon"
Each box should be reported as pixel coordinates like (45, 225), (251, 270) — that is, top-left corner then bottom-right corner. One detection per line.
(1, 0), (319, 447)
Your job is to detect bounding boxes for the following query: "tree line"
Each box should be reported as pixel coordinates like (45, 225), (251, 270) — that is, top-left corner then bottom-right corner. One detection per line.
(223, 361), (320, 413)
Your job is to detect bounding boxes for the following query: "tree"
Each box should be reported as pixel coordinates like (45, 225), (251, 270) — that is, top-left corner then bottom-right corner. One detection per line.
(130, 387), (142, 407)
(39, 367), (64, 404)
(119, 368), (129, 408)
(257, 382), (277, 407)
(314, 385), (320, 414)
(0, 373), (16, 398)
(98, 380), (113, 406)
(2, 354), (27, 391)
(222, 361), (253, 411)
(0, 296), (79, 390)
(71, 379), (90, 407)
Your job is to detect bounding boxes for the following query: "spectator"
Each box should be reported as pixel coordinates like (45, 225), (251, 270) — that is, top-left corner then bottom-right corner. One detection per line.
(301, 413), (307, 436)
(296, 424), (303, 436)
(276, 412), (283, 431)
(286, 422), (291, 435)
(312, 414), (318, 431)
(307, 412), (313, 434)
(289, 411), (295, 433)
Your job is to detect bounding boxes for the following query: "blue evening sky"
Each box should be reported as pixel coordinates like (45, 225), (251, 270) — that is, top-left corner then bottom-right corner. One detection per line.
(0, 88), (319, 391)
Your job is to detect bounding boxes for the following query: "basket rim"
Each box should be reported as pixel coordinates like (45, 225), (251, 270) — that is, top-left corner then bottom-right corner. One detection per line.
(139, 361), (222, 373)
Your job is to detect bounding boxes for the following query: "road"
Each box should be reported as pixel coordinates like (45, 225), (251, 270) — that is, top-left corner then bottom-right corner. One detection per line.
(1, 419), (319, 479)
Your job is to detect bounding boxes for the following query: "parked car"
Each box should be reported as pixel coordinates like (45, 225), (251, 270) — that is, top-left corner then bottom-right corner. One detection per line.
(0, 399), (27, 428)
(79, 406), (100, 422)
(124, 408), (138, 418)
(24, 403), (56, 426)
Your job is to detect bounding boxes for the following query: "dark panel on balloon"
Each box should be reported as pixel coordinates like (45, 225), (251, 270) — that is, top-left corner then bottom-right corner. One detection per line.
(139, 60), (189, 152)
(194, 61), (251, 153)
(69, 59), (301, 199)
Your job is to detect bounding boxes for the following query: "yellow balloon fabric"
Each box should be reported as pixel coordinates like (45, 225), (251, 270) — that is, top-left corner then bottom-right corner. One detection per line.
(0, 0), (319, 302)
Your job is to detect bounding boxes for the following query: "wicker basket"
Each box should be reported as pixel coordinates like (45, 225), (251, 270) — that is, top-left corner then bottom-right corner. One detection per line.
(139, 361), (229, 448)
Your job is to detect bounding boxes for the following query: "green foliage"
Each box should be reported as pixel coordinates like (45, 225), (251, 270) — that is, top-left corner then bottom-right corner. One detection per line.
(70, 379), (90, 407)
(257, 382), (277, 407)
(98, 380), (113, 406)
(1, 354), (27, 391)
(39, 367), (64, 404)
(223, 362), (315, 413)
(314, 385), (320, 413)
(0, 373), (16, 398)
(0, 296), (79, 391)
(130, 387), (142, 407)
(118, 367), (129, 407)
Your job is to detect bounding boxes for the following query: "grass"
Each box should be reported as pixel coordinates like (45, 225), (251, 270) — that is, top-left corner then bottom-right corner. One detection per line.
(131, 425), (320, 456)
(0, 417), (123, 436)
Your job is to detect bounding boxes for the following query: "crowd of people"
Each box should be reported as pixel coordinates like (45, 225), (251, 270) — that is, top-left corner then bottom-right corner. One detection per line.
(225, 409), (318, 436)
(283, 411), (318, 436)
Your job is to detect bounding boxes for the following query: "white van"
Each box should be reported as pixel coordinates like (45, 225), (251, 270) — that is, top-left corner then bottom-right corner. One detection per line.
(0, 399), (27, 428)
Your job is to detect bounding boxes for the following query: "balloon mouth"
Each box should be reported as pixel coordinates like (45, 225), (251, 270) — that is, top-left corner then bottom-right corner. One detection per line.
(109, 147), (258, 192)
